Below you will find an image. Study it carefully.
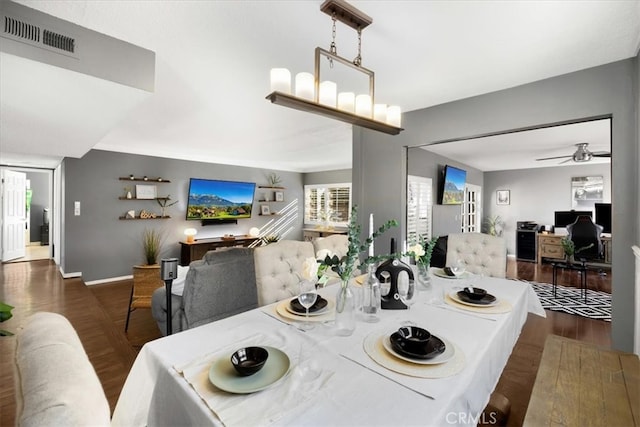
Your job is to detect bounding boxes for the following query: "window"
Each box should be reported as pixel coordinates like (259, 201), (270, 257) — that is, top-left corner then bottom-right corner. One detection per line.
(406, 175), (433, 244)
(304, 183), (351, 227)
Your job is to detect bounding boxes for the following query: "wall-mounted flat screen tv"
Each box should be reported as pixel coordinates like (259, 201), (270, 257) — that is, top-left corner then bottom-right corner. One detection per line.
(186, 178), (256, 220)
(440, 165), (467, 205)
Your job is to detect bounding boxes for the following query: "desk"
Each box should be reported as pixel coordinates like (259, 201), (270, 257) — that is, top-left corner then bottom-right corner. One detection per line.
(112, 275), (544, 426)
(537, 233), (612, 265)
(524, 335), (639, 426)
(179, 236), (259, 266)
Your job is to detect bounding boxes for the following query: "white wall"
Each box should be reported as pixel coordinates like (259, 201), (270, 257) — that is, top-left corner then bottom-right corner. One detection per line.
(484, 163), (611, 254)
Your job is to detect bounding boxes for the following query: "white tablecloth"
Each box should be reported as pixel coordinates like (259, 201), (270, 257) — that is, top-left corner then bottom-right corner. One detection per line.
(112, 275), (544, 426)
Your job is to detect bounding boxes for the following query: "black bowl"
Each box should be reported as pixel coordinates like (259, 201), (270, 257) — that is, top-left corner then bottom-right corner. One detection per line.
(462, 287), (487, 301)
(396, 326), (431, 353)
(230, 346), (269, 376)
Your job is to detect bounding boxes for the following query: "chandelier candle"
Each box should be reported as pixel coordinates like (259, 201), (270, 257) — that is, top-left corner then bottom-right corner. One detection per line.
(355, 94), (372, 118)
(319, 81), (337, 107)
(337, 92), (355, 113)
(295, 72), (314, 100)
(373, 104), (387, 122)
(270, 68), (291, 94)
(386, 105), (402, 127)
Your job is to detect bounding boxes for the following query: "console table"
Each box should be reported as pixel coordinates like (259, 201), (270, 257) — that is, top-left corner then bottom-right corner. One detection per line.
(179, 236), (259, 266)
(537, 233), (612, 265)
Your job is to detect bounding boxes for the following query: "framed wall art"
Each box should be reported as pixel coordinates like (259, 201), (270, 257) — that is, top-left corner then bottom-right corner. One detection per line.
(496, 190), (510, 205)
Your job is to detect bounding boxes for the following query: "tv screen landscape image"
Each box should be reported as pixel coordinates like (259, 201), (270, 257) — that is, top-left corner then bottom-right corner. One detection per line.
(186, 178), (256, 220)
(441, 165), (467, 205)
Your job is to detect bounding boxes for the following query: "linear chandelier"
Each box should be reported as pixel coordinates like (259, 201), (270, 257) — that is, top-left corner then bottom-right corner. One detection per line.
(266, 0), (403, 135)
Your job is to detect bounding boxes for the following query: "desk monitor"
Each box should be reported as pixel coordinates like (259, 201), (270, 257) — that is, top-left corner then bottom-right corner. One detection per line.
(554, 210), (592, 228)
(594, 203), (612, 234)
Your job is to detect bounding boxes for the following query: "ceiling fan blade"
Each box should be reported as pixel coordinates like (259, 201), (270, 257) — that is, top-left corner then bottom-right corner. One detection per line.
(592, 152), (611, 158)
(559, 158), (573, 164)
(536, 154), (572, 161)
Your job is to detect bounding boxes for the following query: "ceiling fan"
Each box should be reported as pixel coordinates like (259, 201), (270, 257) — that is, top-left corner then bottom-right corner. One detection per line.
(536, 143), (611, 164)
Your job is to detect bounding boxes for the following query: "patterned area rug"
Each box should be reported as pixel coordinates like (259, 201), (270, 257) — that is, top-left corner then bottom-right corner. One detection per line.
(528, 281), (611, 322)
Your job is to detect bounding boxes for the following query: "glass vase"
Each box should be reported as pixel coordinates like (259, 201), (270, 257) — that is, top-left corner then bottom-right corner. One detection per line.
(335, 281), (356, 336)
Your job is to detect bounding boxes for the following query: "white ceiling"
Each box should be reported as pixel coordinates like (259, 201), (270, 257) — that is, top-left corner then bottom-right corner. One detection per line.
(2, 0), (639, 172)
(420, 118), (611, 172)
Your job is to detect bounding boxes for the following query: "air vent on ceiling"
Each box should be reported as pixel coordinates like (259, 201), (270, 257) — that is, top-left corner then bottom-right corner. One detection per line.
(4, 15), (40, 43)
(2, 14), (77, 57)
(42, 29), (75, 53)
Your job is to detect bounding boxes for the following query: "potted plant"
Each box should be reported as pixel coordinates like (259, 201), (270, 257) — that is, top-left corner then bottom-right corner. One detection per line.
(133, 228), (164, 288)
(483, 215), (505, 237)
(560, 237), (594, 264)
(0, 301), (14, 336)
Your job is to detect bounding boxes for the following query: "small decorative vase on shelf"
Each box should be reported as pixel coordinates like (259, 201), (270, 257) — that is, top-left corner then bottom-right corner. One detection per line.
(335, 280), (356, 336)
(126, 191), (132, 199)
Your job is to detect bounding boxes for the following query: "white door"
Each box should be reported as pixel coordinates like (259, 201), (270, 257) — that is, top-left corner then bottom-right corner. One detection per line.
(2, 170), (27, 261)
(462, 184), (482, 233)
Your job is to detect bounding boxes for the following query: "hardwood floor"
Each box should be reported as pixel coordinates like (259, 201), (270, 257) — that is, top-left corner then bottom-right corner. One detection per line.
(0, 258), (611, 426)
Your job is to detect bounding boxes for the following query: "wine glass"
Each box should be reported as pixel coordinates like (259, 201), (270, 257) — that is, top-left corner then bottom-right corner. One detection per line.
(450, 258), (466, 277)
(298, 280), (318, 331)
(398, 274), (418, 309)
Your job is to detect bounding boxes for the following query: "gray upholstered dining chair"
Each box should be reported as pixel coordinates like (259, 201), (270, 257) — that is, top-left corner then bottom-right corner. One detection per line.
(151, 247), (258, 335)
(446, 232), (507, 278)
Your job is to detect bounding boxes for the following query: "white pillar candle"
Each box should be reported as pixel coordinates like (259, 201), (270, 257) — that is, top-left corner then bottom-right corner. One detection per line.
(369, 213), (374, 257)
(295, 72), (315, 100)
(270, 68), (291, 94)
(373, 103), (387, 122)
(337, 92), (355, 113)
(318, 81), (337, 107)
(386, 105), (402, 127)
(355, 94), (372, 118)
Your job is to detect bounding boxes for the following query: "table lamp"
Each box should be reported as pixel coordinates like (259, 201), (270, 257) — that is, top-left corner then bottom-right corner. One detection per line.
(184, 228), (197, 243)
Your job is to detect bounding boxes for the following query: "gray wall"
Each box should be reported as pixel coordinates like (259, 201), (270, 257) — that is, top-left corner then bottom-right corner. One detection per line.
(407, 147), (484, 237)
(484, 163), (611, 255)
(303, 169), (352, 186)
(62, 149), (304, 282)
(26, 171), (49, 243)
(353, 58), (638, 352)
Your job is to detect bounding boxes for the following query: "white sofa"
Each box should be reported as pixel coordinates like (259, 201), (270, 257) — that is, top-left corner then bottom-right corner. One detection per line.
(446, 232), (507, 278)
(15, 312), (111, 426)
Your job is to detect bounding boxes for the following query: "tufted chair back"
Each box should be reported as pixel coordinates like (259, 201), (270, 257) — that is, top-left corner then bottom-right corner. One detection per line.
(312, 234), (349, 259)
(254, 240), (315, 306)
(446, 233), (507, 278)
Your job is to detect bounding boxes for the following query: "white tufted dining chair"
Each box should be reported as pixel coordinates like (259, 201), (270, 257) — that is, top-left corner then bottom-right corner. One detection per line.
(254, 240), (316, 306)
(312, 234), (349, 259)
(446, 233), (507, 278)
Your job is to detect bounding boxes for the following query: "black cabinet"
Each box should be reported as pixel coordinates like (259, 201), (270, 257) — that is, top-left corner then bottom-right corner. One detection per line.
(516, 230), (537, 262)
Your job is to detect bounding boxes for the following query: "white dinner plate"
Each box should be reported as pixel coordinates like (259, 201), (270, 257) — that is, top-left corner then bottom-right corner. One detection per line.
(381, 334), (455, 365)
(432, 268), (470, 279)
(208, 346), (290, 394)
(449, 291), (499, 307)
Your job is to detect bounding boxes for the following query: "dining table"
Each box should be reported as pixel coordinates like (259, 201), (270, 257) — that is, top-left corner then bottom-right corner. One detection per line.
(112, 270), (545, 427)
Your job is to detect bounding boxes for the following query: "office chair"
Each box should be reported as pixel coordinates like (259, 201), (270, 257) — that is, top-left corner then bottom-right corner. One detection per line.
(567, 215), (606, 277)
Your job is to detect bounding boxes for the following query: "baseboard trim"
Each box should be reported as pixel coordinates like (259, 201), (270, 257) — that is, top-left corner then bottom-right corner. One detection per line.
(85, 275), (133, 286)
(60, 268), (82, 279)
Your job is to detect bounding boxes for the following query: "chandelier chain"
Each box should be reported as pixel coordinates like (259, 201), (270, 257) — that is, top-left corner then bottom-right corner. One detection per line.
(353, 27), (362, 66)
(328, 12), (337, 68)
